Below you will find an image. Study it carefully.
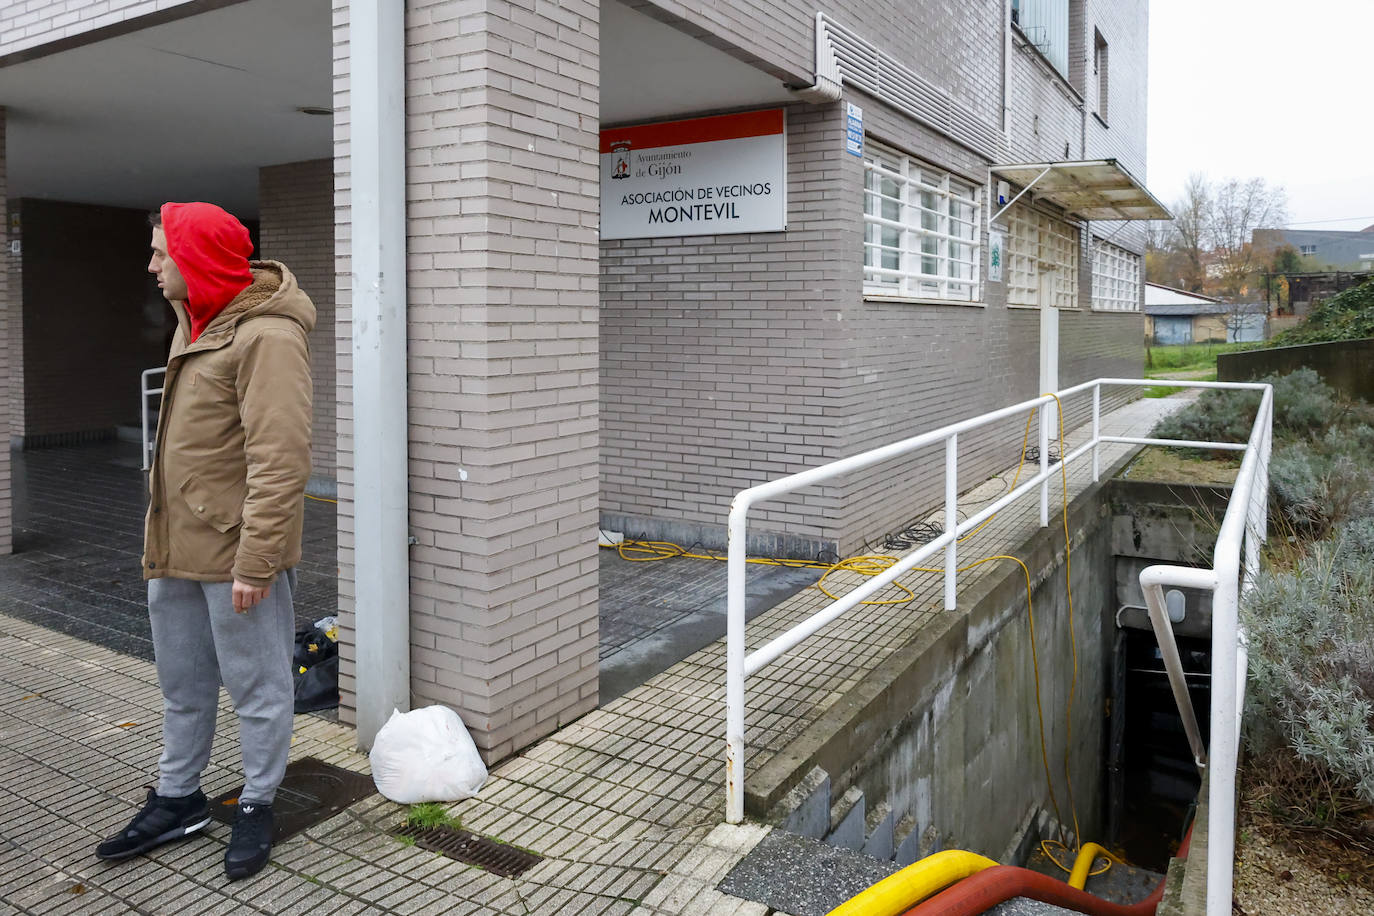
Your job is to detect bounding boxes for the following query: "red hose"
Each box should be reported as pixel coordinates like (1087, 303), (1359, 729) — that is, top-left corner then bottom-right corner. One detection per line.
(901, 827), (1193, 916)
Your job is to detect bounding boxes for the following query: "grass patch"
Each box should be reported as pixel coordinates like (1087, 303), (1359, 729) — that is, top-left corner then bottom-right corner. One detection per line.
(1122, 446), (1241, 485)
(406, 802), (462, 831)
(1145, 342), (1254, 377)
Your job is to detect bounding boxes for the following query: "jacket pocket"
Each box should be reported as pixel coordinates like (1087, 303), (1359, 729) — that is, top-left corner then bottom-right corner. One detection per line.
(179, 473), (247, 534)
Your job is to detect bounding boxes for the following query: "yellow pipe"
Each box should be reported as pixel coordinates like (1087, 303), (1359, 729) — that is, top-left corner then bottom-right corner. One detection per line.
(1068, 842), (1112, 889)
(824, 849), (999, 916)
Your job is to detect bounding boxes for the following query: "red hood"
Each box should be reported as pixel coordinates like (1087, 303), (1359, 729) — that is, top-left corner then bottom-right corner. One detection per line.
(161, 202), (254, 342)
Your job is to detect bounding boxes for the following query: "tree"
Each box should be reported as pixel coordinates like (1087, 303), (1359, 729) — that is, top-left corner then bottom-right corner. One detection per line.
(1171, 173), (1211, 292)
(1145, 219), (1195, 290)
(1144, 173), (1289, 300)
(1209, 177), (1289, 300)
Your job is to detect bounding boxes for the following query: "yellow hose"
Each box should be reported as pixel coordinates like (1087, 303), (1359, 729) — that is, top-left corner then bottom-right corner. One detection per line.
(1067, 842), (1115, 889)
(824, 850), (999, 916)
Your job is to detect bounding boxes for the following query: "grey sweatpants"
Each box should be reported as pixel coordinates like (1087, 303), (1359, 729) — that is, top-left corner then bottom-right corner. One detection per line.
(148, 570), (297, 805)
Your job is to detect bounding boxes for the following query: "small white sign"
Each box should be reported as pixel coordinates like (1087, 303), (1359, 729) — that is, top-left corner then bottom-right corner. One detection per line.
(600, 110), (787, 240)
(988, 230), (1004, 284)
(845, 103), (863, 157)
(989, 229), (1011, 282)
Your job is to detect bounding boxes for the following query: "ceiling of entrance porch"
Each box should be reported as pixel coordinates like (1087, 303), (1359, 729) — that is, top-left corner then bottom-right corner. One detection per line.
(0, 0), (796, 218)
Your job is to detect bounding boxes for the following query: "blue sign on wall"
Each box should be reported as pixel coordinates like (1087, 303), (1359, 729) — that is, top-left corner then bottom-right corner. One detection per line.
(846, 103), (863, 157)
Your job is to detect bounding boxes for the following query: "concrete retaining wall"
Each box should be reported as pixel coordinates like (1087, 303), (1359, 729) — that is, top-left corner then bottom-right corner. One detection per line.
(751, 466), (1124, 863)
(1217, 338), (1374, 403)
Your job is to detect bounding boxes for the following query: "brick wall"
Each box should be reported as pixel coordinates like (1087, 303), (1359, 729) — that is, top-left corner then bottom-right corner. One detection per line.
(600, 104), (854, 552)
(335, 0), (602, 763)
(0, 111), (10, 553)
(1083, 0), (1148, 179)
(331, 0), (356, 727)
(602, 0), (1150, 558)
(1083, 0), (1149, 255)
(15, 199), (170, 443)
(259, 159), (336, 480)
(5, 115), (20, 443)
(1006, 31), (1083, 166)
(630, 0), (1006, 131)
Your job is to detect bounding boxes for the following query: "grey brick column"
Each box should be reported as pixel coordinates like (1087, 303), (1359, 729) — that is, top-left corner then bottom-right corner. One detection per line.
(259, 159), (337, 484)
(0, 108), (11, 555)
(334, 0), (600, 761)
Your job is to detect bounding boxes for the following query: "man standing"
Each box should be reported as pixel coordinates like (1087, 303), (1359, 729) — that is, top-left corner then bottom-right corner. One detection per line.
(96, 202), (315, 881)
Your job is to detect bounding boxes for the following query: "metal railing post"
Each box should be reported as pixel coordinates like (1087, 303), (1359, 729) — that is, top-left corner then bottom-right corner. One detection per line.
(725, 498), (750, 824)
(1207, 560), (1242, 916)
(944, 435), (957, 611)
(141, 371), (151, 471)
(1140, 573), (1210, 770)
(140, 368), (164, 472)
(1091, 384), (1101, 482)
(1039, 400), (1050, 527)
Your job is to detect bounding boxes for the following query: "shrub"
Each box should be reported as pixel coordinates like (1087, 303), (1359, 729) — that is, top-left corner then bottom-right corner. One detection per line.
(1150, 387), (1260, 452)
(1243, 524), (1374, 806)
(1268, 442), (1370, 537)
(1149, 368), (1340, 456)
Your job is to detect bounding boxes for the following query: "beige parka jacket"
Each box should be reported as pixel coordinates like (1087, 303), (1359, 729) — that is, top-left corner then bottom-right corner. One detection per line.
(143, 261), (315, 587)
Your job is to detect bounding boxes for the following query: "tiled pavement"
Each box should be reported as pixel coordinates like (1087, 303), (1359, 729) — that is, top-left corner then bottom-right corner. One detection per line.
(2, 442), (338, 661)
(0, 396), (1189, 915)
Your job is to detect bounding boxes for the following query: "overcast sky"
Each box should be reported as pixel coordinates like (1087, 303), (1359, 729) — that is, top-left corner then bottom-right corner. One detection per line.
(1147, 0), (1374, 231)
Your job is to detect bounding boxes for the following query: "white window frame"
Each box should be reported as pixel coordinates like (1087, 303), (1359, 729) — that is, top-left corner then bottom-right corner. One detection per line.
(1091, 241), (1140, 311)
(863, 143), (982, 303)
(1005, 204), (1078, 309)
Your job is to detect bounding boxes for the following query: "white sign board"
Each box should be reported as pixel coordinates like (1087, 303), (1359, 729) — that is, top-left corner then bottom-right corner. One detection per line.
(601, 110), (786, 240)
(988, 229), (1005, 284)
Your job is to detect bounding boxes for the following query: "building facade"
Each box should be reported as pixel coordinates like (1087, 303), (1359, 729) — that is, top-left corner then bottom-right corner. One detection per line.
(0, 0), (1154, 760)
(1254, 226), (1374, 271)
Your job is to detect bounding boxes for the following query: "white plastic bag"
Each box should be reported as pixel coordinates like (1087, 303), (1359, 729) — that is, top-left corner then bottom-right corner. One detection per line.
(369, 705), (487, 803)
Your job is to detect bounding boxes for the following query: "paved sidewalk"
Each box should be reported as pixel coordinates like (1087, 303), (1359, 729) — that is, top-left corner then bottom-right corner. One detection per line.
(0, 395), (1188, 915)
(0, 610), (775, 915)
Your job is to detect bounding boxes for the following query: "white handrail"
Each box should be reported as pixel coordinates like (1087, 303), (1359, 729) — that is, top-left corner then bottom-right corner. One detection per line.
(724, 377), (1272, 916)
(1136, 386), (1272, 916)
(140, 367), (166, 471)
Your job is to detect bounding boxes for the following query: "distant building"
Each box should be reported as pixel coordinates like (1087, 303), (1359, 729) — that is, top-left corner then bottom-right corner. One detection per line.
(1254, 226), (1374, 270)
(1144, 283), (1265, 344)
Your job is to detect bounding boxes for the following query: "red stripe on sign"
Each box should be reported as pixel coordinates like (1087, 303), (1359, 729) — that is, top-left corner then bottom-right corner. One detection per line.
(600, 109), (784, 153)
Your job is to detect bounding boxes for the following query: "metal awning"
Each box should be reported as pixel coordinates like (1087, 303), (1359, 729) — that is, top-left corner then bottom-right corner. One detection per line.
(989, 159), (1171, 223)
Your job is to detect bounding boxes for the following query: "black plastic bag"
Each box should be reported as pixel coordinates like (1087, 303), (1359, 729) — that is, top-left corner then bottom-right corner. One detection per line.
(292, 622), (339, 713)
(293, 623), (337, 669)
(294, 654), (339, 713)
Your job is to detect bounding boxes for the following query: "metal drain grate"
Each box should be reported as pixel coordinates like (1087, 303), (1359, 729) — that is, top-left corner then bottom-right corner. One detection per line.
(391, 824), (542, 877)
(209, 757), (375, 842)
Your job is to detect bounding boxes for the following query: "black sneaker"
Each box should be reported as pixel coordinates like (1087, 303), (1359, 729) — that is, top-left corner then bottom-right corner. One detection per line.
(95, 788), (211, 860)
(224, 802), (274, 881)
